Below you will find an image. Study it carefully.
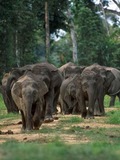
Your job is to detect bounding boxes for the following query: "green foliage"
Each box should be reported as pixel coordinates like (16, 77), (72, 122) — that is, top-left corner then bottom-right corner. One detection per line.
(50, 33), (73, 67)
(73, 1), (108, 66)
(0, 0), (68, 73)
(50, 0), (120, 67)
(0, 0), (120, 74)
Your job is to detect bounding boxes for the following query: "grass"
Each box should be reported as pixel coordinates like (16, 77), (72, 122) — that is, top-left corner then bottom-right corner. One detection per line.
(106, 110), (120, 124)
(0, 94), (120, 160)
(0, 141), (120, 160)
(104, 95), (120, 107)
(59, 115), (83, 124)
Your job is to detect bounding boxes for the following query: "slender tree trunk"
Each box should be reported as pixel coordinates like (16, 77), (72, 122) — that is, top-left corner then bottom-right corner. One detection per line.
(67, 9), (78, 64)
(100, 0), (110, 36)
(45, 1), (50, 60)
(15, 30), (20, 67)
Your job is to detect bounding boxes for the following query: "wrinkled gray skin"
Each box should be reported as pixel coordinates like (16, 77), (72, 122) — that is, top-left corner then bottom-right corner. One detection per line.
(79, 69), (105, 118)
(58, 62), (75, 77)
(0, 72), (17, 113)
(60, 76), (81, 115)
(60, 70), (104, 118)
(58, 63), (85, 112)
(84, 64), (120, 106)
(58, 62), (85, 79)
(30, 62), (63, 122)
(63, 65), (85, 79)
(5, 64), (34, 113)
(0, 72), (19, 113)
(11, 71), (48, 131)
(105, 67), (120, 106)
(6, 62), (63, 123)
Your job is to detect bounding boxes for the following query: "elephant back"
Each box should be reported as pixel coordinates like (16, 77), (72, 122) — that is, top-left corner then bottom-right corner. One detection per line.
(35, 62), (58, 72)
(58, 62), (75, 73)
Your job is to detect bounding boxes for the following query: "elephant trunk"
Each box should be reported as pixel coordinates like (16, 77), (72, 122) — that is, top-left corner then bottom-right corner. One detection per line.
(86, 86), (96, 118)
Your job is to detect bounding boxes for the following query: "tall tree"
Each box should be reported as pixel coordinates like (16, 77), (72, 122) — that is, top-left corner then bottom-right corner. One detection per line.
(67, 7), (78, 64)
(45, 1), (50, 60)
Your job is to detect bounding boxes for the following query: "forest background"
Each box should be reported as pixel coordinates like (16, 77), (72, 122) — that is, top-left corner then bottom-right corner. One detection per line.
(0, 0), (120, 79)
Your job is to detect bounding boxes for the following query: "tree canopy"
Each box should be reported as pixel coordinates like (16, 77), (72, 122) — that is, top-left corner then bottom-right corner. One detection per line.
(0, 0), (120, 78)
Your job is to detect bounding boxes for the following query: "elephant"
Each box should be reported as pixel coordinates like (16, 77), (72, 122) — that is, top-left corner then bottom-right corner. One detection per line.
(60, 76), (81, 115)
(0, 72), (19, 113)
(11, 70), (48, 131)
(60, 69), (104, 118)
(3, 64), (34, 113)
(6, 62), (63, 122)
(30, 62), (63, 122)
(83, 63), (119, 108)
(63, 65), (85, 79)
(79, 69), (105, 118)
(104, 67), (120, 106)
(58, 62), (75, 77)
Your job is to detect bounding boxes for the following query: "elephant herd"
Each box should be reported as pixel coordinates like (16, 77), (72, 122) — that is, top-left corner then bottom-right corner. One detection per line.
(0, 62), (120, 131)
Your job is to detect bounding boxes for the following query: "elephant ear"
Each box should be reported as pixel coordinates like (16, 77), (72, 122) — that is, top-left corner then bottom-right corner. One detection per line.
(38, 81), (48, 96)
(12, 82), (22, 98)
(106, 70), (115, 81)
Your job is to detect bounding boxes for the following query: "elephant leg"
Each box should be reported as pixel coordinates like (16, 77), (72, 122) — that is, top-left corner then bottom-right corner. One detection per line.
(64, 95), (73, 114)
(20, 110), (26, 130)
(94, 86), (105, 116)
(0, 87), (10, 113)
(109, 96), (116, 107)
(94, 97), (105, 116)
(53, 87), (60, 114)
(72, 103), (79, 115)
(94, 100), (101, 116)
(59, 98), (67, 114)
(81, 102), (87, 118)
(98, 95), (105, 115)
(71, 100), (79, 115)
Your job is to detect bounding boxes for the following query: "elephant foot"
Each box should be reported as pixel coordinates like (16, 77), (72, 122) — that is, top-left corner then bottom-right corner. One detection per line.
(94, 111), (102, 116)
(21, 128), (33, 133)
(44, 116), (54, 123)
(81, 111), (87, 118)
(33, 127), (39, 130)
(86, 116), (94, 119)
(94, 111), (105, 116)
(52, 109), (58, 115)
(53, 116), (59, 120)
(21, 128), (25, 133)
(86, 113), (94, 119)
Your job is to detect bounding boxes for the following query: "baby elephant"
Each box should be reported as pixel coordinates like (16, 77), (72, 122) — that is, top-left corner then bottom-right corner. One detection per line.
(11, 71), (48, 131)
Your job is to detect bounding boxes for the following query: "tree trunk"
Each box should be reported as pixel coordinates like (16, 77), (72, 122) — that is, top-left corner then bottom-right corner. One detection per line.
(67, 9), (78, 64)
(45, 1), (50, 60)
(15, 30), (20, 67)
(99, 0), (110, 36)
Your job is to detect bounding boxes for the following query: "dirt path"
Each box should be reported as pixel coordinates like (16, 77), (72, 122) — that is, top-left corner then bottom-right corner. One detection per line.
(0, 108), (120, 144)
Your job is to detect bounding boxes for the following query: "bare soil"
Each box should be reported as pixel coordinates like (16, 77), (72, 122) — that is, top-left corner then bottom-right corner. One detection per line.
(0, 107), (120, 144)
